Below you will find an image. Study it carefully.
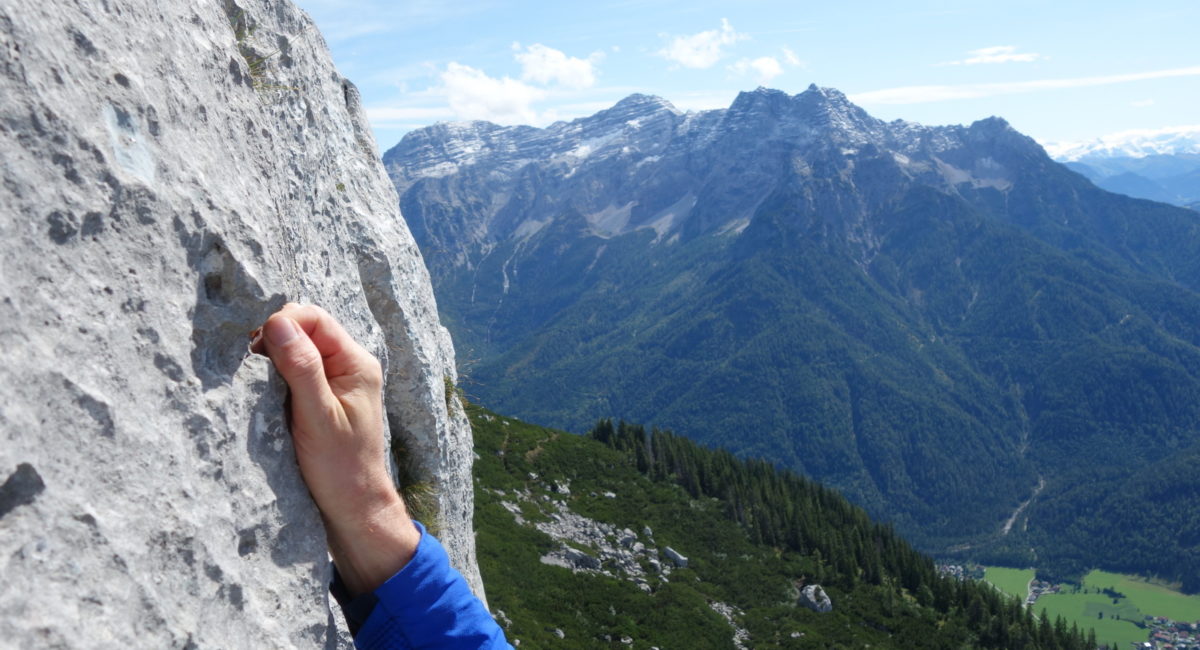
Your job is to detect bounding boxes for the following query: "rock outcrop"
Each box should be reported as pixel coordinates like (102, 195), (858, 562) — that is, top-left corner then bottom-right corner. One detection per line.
(799, 584), (833, 613)
(0, 0), (482, 646)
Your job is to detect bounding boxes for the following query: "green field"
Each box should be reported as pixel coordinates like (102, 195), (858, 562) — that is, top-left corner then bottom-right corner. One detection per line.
(984, 566), (1033, 600)
(1032, 569), (1200, 649)
(1036, 587), (1146, 649)
(1082, 570), (1200, 623)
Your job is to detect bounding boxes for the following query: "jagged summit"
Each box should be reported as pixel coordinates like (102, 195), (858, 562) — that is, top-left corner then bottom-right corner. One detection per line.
(386, 86), (1046, 225)
(385, 85), (1056, 249)
(608, 93), (681, 115)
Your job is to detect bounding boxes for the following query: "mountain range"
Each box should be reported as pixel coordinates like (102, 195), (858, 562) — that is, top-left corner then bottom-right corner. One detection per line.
(384, 86), (1200, 585)
(1046, 128), (1200, 207)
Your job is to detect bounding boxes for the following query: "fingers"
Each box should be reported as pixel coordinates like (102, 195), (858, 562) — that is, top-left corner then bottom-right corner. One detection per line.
(261, 313), (344, 429)
(274, 304), (380, 384)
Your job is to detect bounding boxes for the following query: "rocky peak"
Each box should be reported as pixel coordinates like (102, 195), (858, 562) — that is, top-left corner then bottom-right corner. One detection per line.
(729, 86), (792, 113)
(718, 84), (883, 146)
(567, 93), (682, 140)
(793, 84), (884, 141)
(388, 84), (1061, 258)
(608, 93), (682, 117)
(961, 116), (1049, 163)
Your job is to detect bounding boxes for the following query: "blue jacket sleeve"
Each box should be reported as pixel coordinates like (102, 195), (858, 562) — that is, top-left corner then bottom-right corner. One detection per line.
(331, 521), (512, 650)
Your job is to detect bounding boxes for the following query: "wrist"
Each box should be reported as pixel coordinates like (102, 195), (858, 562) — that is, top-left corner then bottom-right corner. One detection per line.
(324, 489), (421, 597)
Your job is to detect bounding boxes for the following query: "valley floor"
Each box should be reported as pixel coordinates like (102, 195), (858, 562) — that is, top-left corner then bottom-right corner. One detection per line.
(979, 567), (1200, 649)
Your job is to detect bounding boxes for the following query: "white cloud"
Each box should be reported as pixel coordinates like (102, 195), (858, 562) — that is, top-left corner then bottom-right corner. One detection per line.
(441, 62), (548, 124)
(658, 18), (746, 69)
(728, 56), (784, 84)
(1131, 98), (1156, 108)
(940, 45), (1043, 66)
(513, 43), (600, 89)
(781, 47), (802, 67)
(850, 65), (1200, 105)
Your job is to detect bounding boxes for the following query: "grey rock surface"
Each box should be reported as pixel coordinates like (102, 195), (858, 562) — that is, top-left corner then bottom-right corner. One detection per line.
(0, 0), (482, 647)
(663, 546), (688, 568)
(799, 584), (833, 613)
(385, 86), (1028, 272)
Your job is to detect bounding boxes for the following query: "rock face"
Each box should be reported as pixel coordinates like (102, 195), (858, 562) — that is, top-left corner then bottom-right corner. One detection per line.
(0, 0), (482, 646)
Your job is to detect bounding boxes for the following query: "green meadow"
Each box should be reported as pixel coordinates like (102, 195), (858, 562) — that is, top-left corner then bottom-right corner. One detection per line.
(984, 566), (1033, 600)
(1026, 569), (1200, 649)
(1035, 587), (1146, 649)
(1081, 570), (1200, 623)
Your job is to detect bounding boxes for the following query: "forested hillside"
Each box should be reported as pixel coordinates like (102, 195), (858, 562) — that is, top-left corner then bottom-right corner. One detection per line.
(470, 405), (1099, 648)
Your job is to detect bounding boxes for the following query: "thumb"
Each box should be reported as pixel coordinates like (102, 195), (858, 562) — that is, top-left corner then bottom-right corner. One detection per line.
(262, 315), (339, 423)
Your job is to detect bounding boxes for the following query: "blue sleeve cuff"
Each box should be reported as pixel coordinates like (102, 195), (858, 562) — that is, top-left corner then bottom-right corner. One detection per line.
(333, 521), (510, 650)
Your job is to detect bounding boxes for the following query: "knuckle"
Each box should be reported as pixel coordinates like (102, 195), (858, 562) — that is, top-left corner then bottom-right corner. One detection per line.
(364, 354), (384, 387)
(284, 346), (323, 377)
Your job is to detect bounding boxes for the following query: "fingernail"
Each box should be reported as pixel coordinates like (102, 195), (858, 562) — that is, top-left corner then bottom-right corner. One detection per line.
(265, 317), (299, 346)
(249, 327), (265, 355)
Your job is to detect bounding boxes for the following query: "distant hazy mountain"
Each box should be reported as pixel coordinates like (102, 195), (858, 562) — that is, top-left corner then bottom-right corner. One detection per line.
(1046, 127), (1200, 206)
(385, 87), (1200, 584)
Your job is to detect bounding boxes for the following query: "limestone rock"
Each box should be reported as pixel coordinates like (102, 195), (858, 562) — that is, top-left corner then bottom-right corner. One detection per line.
(0, 0), (482, 647)
(663, 546), (688, 568)
(799, 584), (833, 613)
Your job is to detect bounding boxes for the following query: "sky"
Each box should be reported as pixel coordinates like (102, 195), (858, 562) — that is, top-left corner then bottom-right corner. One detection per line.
(292, 0), (1200, 154)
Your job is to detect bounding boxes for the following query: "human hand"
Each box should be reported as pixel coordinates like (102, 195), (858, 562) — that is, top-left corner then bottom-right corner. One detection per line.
(254, 303), (420, 596)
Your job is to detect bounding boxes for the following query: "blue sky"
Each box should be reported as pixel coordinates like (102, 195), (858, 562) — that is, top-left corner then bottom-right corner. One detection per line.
(293, 0), (1200, 153)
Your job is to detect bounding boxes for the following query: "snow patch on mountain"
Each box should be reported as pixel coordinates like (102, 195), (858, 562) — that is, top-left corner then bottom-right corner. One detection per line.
(1045, 125), (1200, 161)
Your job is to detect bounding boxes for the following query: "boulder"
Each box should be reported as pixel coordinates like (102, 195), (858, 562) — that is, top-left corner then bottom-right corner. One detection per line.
(799, 584), (833, 613)
(0, 0), (482, 646)
(564, 547), (601, 570)
(663, 546), (689, 568)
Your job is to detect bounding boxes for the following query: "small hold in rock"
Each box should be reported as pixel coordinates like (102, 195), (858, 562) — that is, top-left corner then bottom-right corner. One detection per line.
(203, 273), (225, 302)
(70, 29), (97, 56)
(226, 584), (245, 610)
(0, 463), (46, 519)
(47, 210), (78, 244)
(237, 528), (258, 556)
(153, 353), (185, 382)
(81, 211), (104, 237)
(113, 73), (130, 87)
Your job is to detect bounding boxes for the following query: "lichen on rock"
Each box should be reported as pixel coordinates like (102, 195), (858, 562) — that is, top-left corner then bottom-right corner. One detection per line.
(0, 0), (482, 646)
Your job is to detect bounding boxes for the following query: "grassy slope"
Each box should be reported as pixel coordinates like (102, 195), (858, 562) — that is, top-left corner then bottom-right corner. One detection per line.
(470, 404), (989, 648)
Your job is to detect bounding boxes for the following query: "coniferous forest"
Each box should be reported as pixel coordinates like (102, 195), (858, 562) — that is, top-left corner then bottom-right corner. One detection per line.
(471, 404), (1100, 648)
